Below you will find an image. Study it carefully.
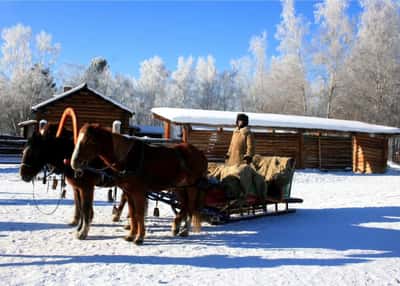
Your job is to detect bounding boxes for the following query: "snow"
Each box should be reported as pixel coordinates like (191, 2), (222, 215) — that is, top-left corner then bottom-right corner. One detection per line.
(152, 107), (400, 135)
(1, 163), (400, 285)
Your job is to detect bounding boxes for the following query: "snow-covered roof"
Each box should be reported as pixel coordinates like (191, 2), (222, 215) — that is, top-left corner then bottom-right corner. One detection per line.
(152, 107), (400, 135)
(32, 82), (134, 115)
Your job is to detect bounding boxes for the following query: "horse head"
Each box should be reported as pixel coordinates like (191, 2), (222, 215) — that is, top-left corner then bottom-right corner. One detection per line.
(71, 123), (104, 172)
(20, 124), (74, 182)
(20, 131), (49, 182)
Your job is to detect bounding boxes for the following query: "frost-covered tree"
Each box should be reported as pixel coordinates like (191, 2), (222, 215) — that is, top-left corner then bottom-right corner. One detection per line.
(0, 24), (59, 134)
(217, 69), (239, 111)
(313, 0), (353, 118)
(3, 65), (56, 134)
(112, 74), (135, 107)
(248, 31), (268, 112)
(194, 55), (218, 109)
(82, 57), (114, 96)
(35, 30), (61, 69)
(135, 56), (169, 124)
(0, 74), (10, 132)
(308, 76), (327, 117)
(269, 0), (309, 115)
(230, 56), (252, 111)
(167, 56), (195, 108)
(266, 55), (307, 115)
(336, 0), (400, 125)
(1, 24), (32, 78)
(57, 63), (86, 91)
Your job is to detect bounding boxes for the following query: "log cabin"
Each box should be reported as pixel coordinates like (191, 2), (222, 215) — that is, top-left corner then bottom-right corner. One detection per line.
(30, 83), (134, 134)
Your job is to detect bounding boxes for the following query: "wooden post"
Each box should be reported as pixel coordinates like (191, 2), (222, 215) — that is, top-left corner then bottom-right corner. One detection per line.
(383, 136), (388, 172)
(112, 120), (121, 134)
(352, 135), (357, 173)
(298, 133), (304, 169)
(182, 125), (190, 143)
(164, 122), (171, 139)
(318, 133), (322, 169)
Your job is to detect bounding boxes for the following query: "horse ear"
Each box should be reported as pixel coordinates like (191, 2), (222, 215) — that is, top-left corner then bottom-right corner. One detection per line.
(86, 123), (96, 133)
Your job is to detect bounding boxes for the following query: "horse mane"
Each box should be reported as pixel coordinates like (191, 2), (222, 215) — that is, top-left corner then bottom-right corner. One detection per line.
(81, 123), (130, 144)
(81, 123), (144, 171)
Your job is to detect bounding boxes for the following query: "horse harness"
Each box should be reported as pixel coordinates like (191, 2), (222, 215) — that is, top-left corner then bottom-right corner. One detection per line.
(83, 138), (195, 189)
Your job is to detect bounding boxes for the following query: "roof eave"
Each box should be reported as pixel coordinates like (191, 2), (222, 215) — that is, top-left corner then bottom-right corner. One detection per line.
(31, 82), (134, 115)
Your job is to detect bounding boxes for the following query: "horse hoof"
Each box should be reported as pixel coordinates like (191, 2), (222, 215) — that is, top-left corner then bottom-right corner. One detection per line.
(69, 220), (79, 226)
(76, 231), (87, 240)
(172, 229), (179, 236)
(124, 224), (130, 230)
(178, 230), (189, 237)
(112, 215), (121, 222)
(124, 235), (134, 242)
(134, 238), (144, 245)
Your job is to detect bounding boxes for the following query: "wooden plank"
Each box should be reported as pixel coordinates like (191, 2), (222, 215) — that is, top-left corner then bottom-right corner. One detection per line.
(164, 122), (171, 139)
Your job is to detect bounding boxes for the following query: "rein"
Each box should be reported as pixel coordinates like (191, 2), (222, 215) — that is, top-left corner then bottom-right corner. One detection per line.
(31, 172), (66, 215)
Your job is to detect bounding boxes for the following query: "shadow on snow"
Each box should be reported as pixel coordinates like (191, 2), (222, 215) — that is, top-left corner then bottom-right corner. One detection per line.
(0, 206), (399, 268)
(0, 253), (369, 268)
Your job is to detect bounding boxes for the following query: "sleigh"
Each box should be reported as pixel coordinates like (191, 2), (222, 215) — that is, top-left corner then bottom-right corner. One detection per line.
(201, 156), (302, 224)
(147, 156), (303, 224)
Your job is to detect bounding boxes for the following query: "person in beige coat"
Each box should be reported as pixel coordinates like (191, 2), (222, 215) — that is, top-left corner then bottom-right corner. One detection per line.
(226, 113), (255, 166)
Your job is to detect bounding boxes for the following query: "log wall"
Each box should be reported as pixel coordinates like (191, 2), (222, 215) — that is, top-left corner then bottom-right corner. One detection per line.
(182, 125), (391, 173)
(303, 135), (352, 170)
(353, 134), (388, 173)
(253, 132), (301, 164)
(187, 129), (231, 162)
(34, 90), (131, 133)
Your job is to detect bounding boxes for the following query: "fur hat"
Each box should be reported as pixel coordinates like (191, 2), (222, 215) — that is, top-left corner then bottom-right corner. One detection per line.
(236, 113), (249, 126)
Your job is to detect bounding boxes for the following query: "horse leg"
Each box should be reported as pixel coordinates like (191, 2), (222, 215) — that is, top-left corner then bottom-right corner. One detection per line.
(70, 188), (81, 226)
(185, 187), (202, 234)
(112, 192), (127, 222)
(132, 191), (146, 245)
(124, 193), (137, 242)
(76, 187), (94, 240)
(172, 189), (189, 237)
(191, 187), (202, 233)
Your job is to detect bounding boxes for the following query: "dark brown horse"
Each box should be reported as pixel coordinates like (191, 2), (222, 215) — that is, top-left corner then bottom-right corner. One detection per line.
(70, 123), (208, 245)
(20, 124), (117, 239)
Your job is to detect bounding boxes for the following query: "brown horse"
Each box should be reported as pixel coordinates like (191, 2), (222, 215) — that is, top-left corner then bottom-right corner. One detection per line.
(70, 123), (208, 245)
(20, 124), (117, 239)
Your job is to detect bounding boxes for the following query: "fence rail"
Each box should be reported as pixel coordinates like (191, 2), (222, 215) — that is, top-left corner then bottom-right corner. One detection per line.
(0, 135), (26, 164)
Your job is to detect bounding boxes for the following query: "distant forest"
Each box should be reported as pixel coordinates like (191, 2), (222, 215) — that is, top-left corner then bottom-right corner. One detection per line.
(1, 0), (399, 135)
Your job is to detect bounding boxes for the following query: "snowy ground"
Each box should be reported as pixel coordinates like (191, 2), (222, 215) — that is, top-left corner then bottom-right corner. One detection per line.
(0, 163), (399, 286)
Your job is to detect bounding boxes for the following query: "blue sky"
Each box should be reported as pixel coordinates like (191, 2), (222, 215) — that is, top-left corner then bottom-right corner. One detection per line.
(0, 1), (361, 77)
